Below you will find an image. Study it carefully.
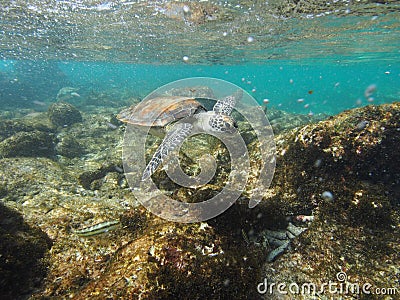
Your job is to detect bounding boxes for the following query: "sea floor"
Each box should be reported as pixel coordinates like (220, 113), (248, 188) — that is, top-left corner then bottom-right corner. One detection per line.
(0, 91), (399, 299)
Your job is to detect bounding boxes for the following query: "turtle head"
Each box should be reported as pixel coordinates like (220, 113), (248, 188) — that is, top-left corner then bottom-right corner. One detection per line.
(209, 114), (238, 134)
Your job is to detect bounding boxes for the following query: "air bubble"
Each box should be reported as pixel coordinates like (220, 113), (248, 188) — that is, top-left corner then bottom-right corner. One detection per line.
(321, 191), (334, 202)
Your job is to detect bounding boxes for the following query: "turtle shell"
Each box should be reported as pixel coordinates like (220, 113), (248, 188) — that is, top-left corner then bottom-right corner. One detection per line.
(117, 96), (204, 127)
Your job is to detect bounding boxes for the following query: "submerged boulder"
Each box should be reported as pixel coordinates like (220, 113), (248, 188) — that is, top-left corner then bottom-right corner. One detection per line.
(43, 209), (264, 299)
(48, 102), (82, 127)
(0, 130), (55, 158)
(0, 203), (52, 299)
(55, 135), (85, 158)
(258, 103), (400, 297)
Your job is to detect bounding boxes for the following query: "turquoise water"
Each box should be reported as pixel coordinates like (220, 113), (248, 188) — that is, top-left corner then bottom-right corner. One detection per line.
(1, 60), (399, 115)
(60, 62), (400, 115)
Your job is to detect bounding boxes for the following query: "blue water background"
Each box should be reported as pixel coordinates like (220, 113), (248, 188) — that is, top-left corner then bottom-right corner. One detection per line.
(1, 60), (399, 115)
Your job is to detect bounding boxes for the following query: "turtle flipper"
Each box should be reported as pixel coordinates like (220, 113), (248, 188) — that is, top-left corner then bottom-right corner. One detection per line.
(142, 122), (193, 180)
(213, 89), (243, 115)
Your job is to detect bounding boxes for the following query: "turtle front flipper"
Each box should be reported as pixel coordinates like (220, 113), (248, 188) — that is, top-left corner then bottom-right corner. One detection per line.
(212, 89), (243, 115)
(142, 122), (193, 180)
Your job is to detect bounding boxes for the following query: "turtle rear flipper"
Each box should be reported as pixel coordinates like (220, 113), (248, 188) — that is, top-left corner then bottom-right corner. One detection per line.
(142, 122), (193, 180)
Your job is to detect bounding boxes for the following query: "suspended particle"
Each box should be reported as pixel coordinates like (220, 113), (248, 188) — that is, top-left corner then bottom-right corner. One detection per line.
(314, 158), (322, 168)
(297, 98), (304, 103)
(308, 90), (313, 94)
(251, 88), (256, 93)
(356, 98), (362, 106)
(364, 84), (377, 98)
(304, 103), (310, 108)
(334, 82), (340, 88)
(289, 79), (294, 84)
(241, 77), (246, 82)
(247, 36), (254, 43)
(222, 32), (228, 37)
(182, 5), (190, 13)
(384, 71), (390, 74)
(263, 99), (270, 104)
(223, 279), (230, 286)
(367, 97), (374, 102)
(182, 56), (189, 62)
(224, 70), (229, 74)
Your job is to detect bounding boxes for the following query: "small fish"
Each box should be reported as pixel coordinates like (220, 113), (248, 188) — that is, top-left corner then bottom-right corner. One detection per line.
(73, 219), (120, 237)
(33, 100), (46, 106)
(241, 229), (250, 245)
(106, 122), (118, 129)
(70, 92), (81, 97)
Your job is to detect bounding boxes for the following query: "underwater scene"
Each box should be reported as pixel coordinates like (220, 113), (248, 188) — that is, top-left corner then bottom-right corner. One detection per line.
(0, 1), (399, 299)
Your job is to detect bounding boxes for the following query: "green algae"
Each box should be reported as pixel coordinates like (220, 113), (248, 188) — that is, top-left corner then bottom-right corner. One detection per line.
(55, 135), (85, 158)
(47, 102), (82, 127)
(0, 130), (55, 158)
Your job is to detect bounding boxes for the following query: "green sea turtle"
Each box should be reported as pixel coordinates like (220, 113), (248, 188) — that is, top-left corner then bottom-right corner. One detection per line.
(117, 89), (243, 180)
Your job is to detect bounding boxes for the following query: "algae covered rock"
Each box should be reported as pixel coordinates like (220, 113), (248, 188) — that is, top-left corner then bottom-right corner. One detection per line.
(0, 157), (74, 202)
(0, 120), (35, 141)
(269, 103), (399, 228)
(258, 103), (400, 298)
(48, 102), (82, 127)
(39, 208), (264, 299)
(0, 130), (55, 158)
(55, 135), (85, 158)
(0, 202), (52, 299)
